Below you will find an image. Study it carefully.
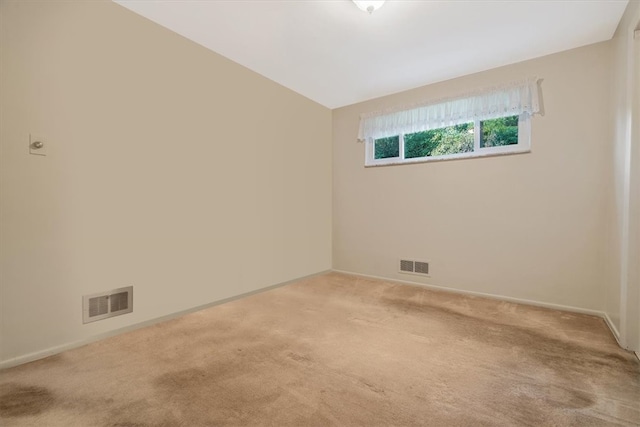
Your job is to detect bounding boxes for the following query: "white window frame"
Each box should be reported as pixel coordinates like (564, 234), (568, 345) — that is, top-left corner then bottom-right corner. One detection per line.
(365, 113), (531, 167)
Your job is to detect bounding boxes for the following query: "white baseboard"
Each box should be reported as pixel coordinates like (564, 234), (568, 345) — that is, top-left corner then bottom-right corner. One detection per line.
(3, 269), (629, 369)
(0, 270), (331, 370)
(332, 271), (631, 351)
(332, 270), (640, 354)
(333, 270), (631, 348)
(338, 268), (637, 357)
(333, 269), (607, 318)
(602, 312), (622, 344)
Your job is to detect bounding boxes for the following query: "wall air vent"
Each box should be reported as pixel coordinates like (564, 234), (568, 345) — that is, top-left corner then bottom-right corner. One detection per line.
(83, 286), (133, 324)
(89, 296), (109, 318)
(400, 259), (414, 273)
(399, 259), (430, 276)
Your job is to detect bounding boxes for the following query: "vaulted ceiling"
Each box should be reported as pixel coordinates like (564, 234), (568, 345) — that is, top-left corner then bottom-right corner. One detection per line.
(115, 0), (629, 109)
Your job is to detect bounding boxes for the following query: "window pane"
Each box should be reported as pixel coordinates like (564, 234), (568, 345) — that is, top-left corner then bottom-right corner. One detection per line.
(374, 136), (400, 159)
(405, 122), (474, 159)
(480, 115), (518, 148)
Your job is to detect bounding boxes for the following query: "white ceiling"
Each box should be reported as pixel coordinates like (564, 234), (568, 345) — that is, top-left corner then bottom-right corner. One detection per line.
(114, 0), (629, 109)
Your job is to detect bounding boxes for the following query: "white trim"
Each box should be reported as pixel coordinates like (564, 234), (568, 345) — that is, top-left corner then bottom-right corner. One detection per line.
(332, 269), (608, 319)
(0, 270), (331, 370)
(603, 312), (622, 345)
(617, 6), (640, 352)
(334, 269), (630, 350)
(366, 113), (530, 167)
(366, 146), (530, 167)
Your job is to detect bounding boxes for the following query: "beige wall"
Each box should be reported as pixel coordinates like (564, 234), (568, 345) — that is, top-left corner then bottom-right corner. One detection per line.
(0, 1), (332, 364)
(333, 42), (612, 312)
(1, 0), (635, 366)
(606, 0), (640, 351)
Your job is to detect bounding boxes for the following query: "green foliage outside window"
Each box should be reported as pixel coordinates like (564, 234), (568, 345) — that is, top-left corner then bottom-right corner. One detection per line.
(405, 123), (474, 158)
(374, 135), (400, 159)
(372, 115), (519, 161)
(480, 115), (519, 147)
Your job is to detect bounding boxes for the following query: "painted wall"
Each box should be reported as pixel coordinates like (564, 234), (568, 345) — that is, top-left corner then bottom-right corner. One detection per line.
(636, 29), (640, 354)
(605, 0), (640, 350)
(0, 1), (332, 364)
(333, 42), (612, 312)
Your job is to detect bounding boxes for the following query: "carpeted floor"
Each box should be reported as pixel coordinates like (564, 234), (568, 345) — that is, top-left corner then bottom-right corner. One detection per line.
(1, 272), (639, 426)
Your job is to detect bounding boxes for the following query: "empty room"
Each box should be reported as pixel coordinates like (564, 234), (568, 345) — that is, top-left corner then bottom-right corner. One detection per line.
(1, 0), (639, 425)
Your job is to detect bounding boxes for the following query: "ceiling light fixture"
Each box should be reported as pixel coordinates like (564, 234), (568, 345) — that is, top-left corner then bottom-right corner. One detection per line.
(352, 1), (386, 14)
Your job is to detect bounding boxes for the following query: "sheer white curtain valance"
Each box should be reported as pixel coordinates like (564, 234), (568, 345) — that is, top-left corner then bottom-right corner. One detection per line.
(357, 77), (542, 141)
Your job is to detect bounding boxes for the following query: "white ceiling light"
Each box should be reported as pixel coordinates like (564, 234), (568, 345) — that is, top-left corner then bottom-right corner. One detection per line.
(352, 1), (386, 14)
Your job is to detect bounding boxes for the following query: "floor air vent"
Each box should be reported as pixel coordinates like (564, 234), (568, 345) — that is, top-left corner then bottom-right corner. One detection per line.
(83, 286), (133, 324)
(399, 259), (430, 276)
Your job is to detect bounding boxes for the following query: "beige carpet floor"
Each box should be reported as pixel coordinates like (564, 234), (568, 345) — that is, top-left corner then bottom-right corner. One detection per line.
(1, 272), (639, 426)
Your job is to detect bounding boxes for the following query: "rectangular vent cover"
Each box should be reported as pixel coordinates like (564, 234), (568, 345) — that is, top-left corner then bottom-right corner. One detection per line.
(414, 261), (429, 275)
(110, 292), (129, 312)
(399, 259), (430, 276)
(89, 296), (109, 318)
(400, 260), (414, 273)
(83, 286), (133, 324)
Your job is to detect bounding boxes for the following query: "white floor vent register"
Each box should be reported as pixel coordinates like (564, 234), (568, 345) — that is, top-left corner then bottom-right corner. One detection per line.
(83, 286), (133, 323)
(399, 259), (430, 276)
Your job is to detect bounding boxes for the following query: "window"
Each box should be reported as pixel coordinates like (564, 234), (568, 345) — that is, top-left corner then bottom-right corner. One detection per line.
(359, 78), (541, 166)
(374, 135), (400, 159)
(370, 114), (527, 165)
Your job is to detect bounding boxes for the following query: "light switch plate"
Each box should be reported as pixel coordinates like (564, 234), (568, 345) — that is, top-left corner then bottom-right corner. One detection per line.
(29, 134), (47, 156)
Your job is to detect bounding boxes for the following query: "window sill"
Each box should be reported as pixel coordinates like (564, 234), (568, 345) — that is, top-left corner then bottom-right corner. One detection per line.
(365, 147), (531, 168)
